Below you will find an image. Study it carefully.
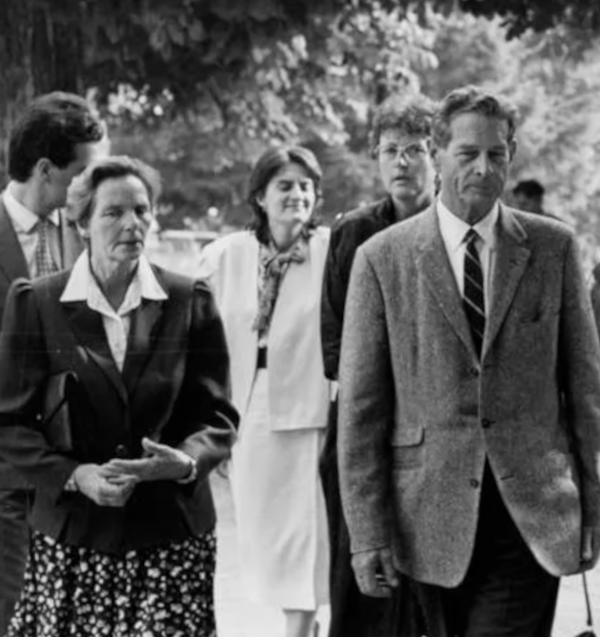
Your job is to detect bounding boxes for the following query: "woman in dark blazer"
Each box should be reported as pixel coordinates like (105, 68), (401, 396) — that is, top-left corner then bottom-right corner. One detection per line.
(0, 155), (238, 637)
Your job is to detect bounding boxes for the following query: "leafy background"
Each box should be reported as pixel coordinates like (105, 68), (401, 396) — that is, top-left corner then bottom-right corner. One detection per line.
(1, 0), (600, 267)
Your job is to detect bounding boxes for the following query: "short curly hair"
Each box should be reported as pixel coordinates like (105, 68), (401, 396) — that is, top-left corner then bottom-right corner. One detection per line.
(247, 146), (323, 245)
(66, 155), (161, 229)
(369, 93), (436, 157)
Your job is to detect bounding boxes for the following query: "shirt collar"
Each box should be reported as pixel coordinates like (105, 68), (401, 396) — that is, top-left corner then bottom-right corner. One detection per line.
(60, 251), (167, 316)
(3, 183), (61, 232)
(436, 198), (499, 252)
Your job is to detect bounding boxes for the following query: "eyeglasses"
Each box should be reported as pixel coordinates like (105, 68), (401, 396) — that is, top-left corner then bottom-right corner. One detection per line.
(378, 142), (428, 163)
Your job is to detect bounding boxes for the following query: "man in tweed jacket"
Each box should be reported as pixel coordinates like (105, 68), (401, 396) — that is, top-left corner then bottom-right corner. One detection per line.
(338, 85), (600, 635)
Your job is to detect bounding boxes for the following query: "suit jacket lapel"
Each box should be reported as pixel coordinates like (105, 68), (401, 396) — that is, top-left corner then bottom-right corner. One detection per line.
(415, 207), (477, 360)
(482, 205), (530, 358)
(64, 302), (128, 404)
(0, 200), (29, 283)
(122, 300), (164, 397)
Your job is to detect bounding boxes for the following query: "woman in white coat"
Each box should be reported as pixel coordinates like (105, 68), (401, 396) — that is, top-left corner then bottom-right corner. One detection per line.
(199, 146), (330, 637)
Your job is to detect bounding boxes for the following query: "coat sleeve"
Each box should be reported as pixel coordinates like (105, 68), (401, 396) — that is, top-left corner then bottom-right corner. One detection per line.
(559, 236), (600, 529)
(166, 280), (239, 481)
(197, 240), (221, 296)
(0, 279), (79, 501)
(337, 246), (395, 553)
(320, 226), (346, 381)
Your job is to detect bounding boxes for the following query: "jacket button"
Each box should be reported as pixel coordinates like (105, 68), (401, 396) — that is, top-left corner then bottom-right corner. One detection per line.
(470, 367), (479, 377)
(115, 444), (129, 458)
(481, 418), (493, 428)
(470, 479), (480, 488)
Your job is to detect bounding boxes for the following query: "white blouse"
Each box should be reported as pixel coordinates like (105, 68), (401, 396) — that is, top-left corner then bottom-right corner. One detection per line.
(60, 252), (167, 370)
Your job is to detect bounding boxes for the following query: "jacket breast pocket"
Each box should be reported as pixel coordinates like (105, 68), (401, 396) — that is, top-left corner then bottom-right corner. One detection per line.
(518, 304), (560, 324)
(392, 426), (425, 470)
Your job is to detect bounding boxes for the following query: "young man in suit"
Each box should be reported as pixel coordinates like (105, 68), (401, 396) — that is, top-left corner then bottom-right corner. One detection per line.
(319, 93), (436, 637)
(0, 91), (107, 634)
(338, 85), (600, 636)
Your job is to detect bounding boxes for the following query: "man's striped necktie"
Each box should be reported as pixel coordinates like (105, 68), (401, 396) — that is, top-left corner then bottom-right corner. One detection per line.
(34, 217), (58, 278)
(463, 228), (485, 358)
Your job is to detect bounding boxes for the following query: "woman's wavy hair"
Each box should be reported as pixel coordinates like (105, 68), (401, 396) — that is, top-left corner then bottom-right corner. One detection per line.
(66, 155), (161, 230)
(247, 145), (323, 245)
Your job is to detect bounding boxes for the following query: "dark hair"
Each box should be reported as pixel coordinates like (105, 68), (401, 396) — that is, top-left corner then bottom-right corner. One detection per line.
(369, 93), (436, 157)
(513, 179), (544, 199)
(432, 85), (517, 149)
(8, 91), (105, 182)
(66, 155), (161, 229)
(247, 146), (323, 245)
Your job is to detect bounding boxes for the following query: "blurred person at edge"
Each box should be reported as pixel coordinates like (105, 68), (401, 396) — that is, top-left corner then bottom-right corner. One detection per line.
(199, 146), (330, 637)
(320, 93), (437, 637)
(512, 179), (546, 215)
(0, 91), (108, 636)
(0, 155), (238, 637)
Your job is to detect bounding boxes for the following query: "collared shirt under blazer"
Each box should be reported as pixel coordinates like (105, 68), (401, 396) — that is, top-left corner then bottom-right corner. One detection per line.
(199, 227), (331, 431)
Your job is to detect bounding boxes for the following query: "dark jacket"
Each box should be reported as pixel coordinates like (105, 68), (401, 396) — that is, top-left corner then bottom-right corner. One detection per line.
(0, 266), (238, 554)
(319, 196), (429, 637)
(321, 196), (399, 380)
(0, 199), (83, 488)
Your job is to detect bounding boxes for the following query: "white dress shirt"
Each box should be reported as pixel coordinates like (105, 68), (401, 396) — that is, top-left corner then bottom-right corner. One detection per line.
(2, 184), (62, 277)
(60, 252), (167, 371)
(436, 199), (499, 315)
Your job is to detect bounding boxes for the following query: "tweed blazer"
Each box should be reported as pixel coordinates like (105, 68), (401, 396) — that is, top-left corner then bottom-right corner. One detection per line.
(0, 266), (238, 554)
(199, 227), (331, 431)
(338, 203), (600, 587)
(0, 198), (83, 489)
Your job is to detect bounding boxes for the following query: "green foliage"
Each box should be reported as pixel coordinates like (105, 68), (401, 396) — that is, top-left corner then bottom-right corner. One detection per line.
(2, 0), (600, 262)
(107, 3), (439, 226)
(459, 0), (600, 38)
(105, 4), (600, 248)
(497, 34), (600, 270)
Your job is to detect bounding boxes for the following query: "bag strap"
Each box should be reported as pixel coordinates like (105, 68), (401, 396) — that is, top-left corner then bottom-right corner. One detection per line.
(583, 572), (594, 628)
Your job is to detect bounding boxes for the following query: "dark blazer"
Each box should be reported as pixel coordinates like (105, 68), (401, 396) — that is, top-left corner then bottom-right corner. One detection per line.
(339, 203), (600, 586)
(0, 198), (83, 489)
(320, 197), (427, 637)
(0, 266), (238, 554)
(321, 196), (399, 380)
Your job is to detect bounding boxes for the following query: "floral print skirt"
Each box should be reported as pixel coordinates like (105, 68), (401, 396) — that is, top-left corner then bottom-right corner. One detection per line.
(7, 529), (216, 637)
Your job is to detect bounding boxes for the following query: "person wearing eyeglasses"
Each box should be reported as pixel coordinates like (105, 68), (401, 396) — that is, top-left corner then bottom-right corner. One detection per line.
(320, 93), (437, 637)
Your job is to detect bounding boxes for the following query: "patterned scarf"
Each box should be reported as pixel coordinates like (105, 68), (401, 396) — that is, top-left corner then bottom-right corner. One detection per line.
(252, 232), (309, 339)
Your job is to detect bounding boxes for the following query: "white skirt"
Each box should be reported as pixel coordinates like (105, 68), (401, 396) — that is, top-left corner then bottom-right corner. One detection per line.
(229, 370), (330, 610)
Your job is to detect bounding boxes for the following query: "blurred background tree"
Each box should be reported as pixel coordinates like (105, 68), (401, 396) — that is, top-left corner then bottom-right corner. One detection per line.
(1, 0), (600, 265)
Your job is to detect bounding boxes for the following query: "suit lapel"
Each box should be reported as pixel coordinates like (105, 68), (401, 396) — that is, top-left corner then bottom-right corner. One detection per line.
(0, 200), (29, 283)
(415, 207), (477, 359)
(121, 300), (165, 397)
(482, 205), (530, 358)
(64, 302), (128, 404)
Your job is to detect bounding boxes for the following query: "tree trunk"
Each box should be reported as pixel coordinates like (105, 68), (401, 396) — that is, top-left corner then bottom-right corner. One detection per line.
(0, 0), (83, 181)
